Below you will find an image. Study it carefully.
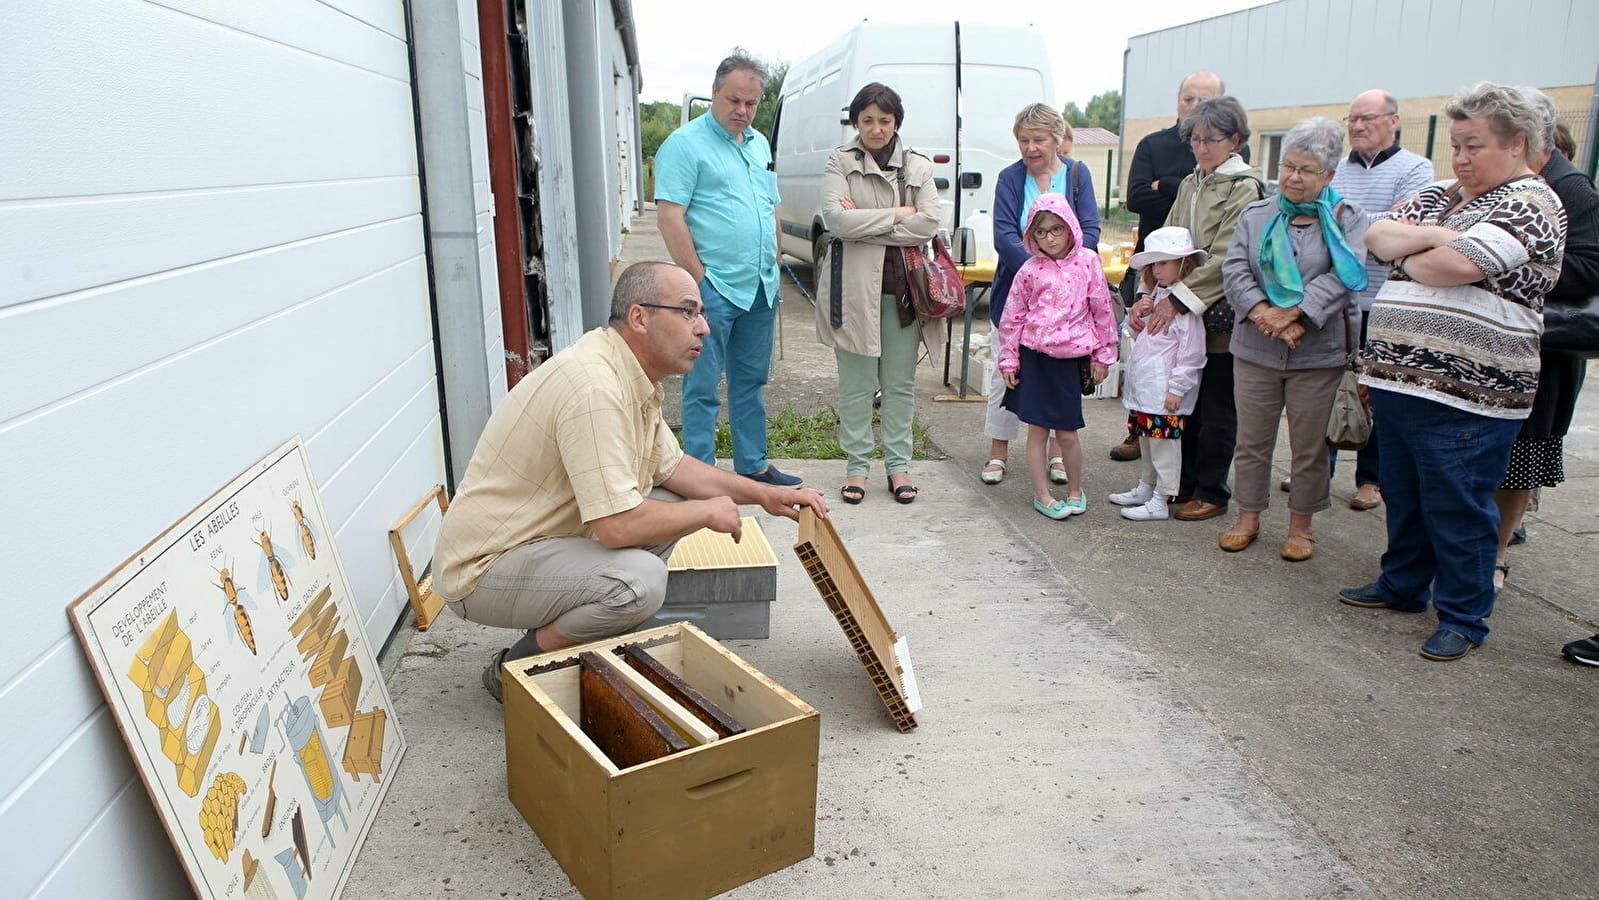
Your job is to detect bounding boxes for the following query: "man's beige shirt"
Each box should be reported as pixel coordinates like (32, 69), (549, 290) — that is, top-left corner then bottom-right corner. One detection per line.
(432, 328), (684, 601)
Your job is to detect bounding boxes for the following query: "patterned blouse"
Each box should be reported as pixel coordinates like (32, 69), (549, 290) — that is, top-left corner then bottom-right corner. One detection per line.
(1360, 175), (1566, 418)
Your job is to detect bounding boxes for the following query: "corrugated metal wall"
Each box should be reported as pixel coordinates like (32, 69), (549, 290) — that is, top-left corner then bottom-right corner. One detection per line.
(1125, 0), (1599, 121)
(0, 0), (496, 894)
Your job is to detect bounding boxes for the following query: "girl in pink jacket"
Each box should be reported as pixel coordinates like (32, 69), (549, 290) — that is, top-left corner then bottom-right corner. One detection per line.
(998, 193), (1118, 519)
(1109, 227), (1209, 521)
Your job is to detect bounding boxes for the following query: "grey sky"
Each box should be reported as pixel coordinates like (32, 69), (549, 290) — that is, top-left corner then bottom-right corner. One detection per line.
(632, 1), (1268, 110)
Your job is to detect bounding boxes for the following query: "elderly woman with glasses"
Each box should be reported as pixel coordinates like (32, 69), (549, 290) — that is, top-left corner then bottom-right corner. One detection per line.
(1217, 117), (1369, 561)
(1135, 96), (1264, 522)
(1338, 82), (1567, 662)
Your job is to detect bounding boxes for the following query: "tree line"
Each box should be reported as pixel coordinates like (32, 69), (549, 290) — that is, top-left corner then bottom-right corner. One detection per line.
(641, 73), (1118, 161)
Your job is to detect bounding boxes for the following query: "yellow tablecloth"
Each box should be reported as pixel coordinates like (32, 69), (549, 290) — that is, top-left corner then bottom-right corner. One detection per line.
(955, 261), (995, 286)
(957, 255), (1128, 287)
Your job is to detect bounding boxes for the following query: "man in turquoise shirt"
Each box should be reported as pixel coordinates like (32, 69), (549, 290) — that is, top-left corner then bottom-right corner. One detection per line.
(655, 51), (800, 487)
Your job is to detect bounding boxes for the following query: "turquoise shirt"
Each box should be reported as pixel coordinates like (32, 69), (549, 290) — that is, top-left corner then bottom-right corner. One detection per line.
(653, 112), (780, 309)
(1019, 163), (1070, 230)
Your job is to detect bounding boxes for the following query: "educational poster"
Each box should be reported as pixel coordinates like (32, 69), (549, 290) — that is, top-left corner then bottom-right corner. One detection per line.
(70, 438), (406, 900)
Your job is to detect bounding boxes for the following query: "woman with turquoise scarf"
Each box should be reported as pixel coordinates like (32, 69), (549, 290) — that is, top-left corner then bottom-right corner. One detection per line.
(1217, 117), (1369, 561)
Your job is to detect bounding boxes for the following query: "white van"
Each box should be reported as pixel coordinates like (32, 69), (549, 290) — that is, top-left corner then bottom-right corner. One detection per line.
(769, 21), (1055, 264)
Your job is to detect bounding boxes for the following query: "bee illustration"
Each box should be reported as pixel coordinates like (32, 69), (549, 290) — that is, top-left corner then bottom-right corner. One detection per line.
(214, 563), (257, 654)
(290, 499), (317, 561)
(254, 527), (294, 603)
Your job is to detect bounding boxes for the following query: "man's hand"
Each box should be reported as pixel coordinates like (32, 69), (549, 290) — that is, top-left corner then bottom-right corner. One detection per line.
(1145, 296), (1180, 335)
(759, 487), (829, 522)
(700, 496), (745, 542)
(838, 197), (857, 210)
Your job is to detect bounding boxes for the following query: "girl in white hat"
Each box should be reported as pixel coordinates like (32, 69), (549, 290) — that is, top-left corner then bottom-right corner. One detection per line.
(1109, 227), (1208, 519)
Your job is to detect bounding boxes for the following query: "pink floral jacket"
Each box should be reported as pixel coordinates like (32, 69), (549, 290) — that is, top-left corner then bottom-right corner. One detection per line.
(998, 192), (1118, 372)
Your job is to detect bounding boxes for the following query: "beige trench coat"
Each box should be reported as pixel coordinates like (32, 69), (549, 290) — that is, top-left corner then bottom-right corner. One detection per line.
(815, 138), (945, 359)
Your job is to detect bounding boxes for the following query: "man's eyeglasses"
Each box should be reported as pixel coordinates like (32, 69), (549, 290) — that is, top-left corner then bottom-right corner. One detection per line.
(638, 302), (706, 321)
(1345, 113), (1394, 126)
(1187, 134), (1231, 146)
(1279, 162), (1328, 178)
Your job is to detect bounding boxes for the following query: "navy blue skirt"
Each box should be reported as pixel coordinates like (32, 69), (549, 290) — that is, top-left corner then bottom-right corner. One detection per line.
(1002, 346), (1086, 431)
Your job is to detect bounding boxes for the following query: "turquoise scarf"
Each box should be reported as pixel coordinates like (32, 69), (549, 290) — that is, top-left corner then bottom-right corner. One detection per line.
(1257, 186), (1367, 308)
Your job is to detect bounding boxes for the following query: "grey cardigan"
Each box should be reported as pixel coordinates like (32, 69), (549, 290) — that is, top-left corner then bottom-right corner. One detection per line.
(1222, 196), (1368, 370)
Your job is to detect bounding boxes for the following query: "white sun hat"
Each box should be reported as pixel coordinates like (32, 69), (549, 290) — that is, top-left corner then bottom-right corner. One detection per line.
(1127, 226), (1209, 269)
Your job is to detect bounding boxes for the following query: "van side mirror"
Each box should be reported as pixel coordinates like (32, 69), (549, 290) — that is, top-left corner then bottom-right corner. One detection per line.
(953, 227), (977, 266)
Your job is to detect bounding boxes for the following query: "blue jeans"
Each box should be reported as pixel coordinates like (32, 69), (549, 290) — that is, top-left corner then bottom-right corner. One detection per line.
(1369, 389), (1521, 643)
(681, 280), (775, 474)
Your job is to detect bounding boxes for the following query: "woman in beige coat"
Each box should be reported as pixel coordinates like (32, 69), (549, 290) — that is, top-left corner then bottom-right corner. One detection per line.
(817, 82), (942, 505)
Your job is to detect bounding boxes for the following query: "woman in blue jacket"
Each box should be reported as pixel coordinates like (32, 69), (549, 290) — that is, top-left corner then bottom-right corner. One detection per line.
(980, 103), (1101, 486)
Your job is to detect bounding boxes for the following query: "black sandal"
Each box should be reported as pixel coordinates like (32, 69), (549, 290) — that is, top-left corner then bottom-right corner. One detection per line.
(840, 484), (866, 505)
(887, 474), (918, 505)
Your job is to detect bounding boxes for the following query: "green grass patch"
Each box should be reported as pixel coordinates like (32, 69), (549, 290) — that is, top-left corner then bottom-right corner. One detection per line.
(676, 405), (940, 460)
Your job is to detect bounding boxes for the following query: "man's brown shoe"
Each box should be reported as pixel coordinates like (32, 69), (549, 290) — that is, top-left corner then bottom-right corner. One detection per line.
(1350, 484), (1382, 510)
(1175, 499), (1228, 521)
(1109, 436), (1141, 461)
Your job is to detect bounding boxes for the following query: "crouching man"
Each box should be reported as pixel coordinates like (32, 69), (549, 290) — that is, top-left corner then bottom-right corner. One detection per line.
(432, 261), (829, 701)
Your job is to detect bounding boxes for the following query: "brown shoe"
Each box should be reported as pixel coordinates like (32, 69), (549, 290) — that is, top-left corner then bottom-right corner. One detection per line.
(1218, 523), (1259, 552)
(1281, 531), (1316, 562)
(1109, 436), (1141, 461)
(1175, 499), (1228, 521)
(1350, 484), (1382, 510)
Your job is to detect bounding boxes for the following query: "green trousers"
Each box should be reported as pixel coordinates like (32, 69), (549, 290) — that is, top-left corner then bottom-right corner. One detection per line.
(836, 294), (920, 477)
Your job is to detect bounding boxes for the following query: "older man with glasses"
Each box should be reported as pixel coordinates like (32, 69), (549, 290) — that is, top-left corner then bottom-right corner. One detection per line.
(1326, 90), (1435, 510)
(431, 262), (828, 702)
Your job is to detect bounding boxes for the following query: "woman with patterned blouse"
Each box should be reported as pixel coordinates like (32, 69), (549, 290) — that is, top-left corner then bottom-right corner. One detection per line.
(1337, 82), (1567, 662)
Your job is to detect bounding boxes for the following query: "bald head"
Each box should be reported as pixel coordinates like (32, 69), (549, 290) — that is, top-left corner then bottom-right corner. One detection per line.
(1347, 89), (1400, 161)
(1177, 72), (1224, 121)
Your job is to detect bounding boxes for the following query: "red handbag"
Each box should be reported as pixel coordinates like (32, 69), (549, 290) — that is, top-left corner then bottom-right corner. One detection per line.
(902, 236), (966, 319)
(895, 166), (966, 319)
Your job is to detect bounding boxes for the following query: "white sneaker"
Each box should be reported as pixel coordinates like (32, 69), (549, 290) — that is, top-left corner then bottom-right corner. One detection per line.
(1108, 481), (1155, 506)
(1120, 495), (1170, 521)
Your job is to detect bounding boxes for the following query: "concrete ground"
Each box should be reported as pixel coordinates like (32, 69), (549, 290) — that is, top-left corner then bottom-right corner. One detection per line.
(347, 209), (1599, 899)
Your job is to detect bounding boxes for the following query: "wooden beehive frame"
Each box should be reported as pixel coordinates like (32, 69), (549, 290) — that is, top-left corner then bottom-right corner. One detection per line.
(389, 484), (449, 630)
(792, 510), (918, 732)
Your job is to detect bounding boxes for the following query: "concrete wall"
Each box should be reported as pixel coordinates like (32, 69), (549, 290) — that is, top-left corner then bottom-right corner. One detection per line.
(0, 0), (494, 894)
(1121, 0), (1598, 187)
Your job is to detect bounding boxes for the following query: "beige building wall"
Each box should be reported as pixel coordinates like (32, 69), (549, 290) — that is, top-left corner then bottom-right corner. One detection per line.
(1070, 145), (1117, 211)
(1123, 84), (1592, 193)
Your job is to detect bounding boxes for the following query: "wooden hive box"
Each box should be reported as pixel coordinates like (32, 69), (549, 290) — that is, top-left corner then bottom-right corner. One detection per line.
(342, 707), (388, 783)
(645, 518), (778, 639)
(317, 655), (361, 728)
(503, 622), (818, 900)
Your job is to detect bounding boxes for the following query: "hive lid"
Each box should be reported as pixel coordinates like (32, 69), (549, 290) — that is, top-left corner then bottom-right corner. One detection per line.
(792, 510), (919, 732)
